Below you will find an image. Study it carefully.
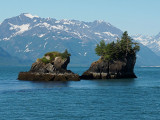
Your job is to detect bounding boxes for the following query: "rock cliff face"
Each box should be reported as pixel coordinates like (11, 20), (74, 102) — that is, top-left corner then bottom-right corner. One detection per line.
(29, 56), (70, 73)
(18, 52), (80, 81)
(81, 54), (137, 79)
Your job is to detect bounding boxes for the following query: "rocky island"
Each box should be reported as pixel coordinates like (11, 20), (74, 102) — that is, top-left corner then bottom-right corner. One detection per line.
(18, 50), (80, 81)
(18, 31), (140, 81)
(81, 31), (140, 79)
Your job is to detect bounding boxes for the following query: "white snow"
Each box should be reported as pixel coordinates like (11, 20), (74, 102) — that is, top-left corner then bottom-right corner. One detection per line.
(43, 22), (50, 28)
(44, 42), (48, 48)
(103, 32), (117, 37)
(63, 20), (75, 25)
(78, 53), (82, 55)
(84, 52), (87, 56)
(9, 23), (30, 35)
(36, 22), (64, 30)
(35, 23), (50, 28)
(25, 42), (32, 48)
(83, 24), (90, 28)
(82, 35), (88, 38)
(132, 35), (151, 46)
(35, 23), (64, 30)
(55, 21), (60, 23)
(94, 32), (101, 35)
(38, 34), (45, 38)
(24, 42), (33, 52)
(71, 32), (82, 38)
(133, 36), (143, 41)
(157, 40), (160, 47)
(51, 25), (63, 30)
(2, 23), (30, 40)
(24, 13), (39, 19)
(3, 37), (10, 40)
(24, 48), (33, 52)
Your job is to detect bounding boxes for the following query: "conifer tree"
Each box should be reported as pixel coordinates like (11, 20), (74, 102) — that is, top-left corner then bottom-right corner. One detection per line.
(95, 40), (106, 56)
(95, 31), (140, 61)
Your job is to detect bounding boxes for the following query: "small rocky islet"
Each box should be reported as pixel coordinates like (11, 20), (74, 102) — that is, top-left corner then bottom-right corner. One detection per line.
(81, 54), (137, 79)
(18, 31), (140, 81)
(18, 50), (80, 81)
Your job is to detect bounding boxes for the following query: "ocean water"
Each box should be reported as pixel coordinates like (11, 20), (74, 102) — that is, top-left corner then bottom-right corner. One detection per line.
(0, 66), (160, 120)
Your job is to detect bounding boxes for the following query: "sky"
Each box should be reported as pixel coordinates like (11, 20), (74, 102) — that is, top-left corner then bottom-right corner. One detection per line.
(0, 0), (160, 36)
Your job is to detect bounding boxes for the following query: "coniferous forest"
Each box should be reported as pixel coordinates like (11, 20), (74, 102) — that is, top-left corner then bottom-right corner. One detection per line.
(95, 31), (140, 61)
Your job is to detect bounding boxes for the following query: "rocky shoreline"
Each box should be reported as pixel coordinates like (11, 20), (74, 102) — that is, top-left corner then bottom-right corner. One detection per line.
(18, 72), (79, 81)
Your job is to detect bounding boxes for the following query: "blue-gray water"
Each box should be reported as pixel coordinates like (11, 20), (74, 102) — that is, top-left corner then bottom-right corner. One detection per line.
(0, 66), (160, 120)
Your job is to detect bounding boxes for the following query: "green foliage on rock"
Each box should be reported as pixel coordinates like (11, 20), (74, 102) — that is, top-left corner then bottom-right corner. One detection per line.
(95, 31), (140, 61)
(61, 49), (71, 59)
(40, 57), (50, 64)
(39, 49), (71, 64)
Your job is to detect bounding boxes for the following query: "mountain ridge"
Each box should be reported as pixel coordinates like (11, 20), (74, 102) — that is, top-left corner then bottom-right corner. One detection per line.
(0, 13), (160, 66)
(132, 33), (160, 56)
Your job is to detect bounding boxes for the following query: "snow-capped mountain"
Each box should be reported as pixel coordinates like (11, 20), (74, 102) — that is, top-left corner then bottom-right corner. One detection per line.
(132, 33), (160, 56)
(0, 13), (160, 66)
(0, 13), (121, 42)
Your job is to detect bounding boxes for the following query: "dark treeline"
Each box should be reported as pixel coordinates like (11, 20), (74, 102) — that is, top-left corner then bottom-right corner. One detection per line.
(95, 31), (140, 61)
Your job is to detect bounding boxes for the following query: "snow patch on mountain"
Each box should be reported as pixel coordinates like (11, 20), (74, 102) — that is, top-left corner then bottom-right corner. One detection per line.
(24, 13), (39, 19)
(51, 25), (64, 30)
(103, 32), (117, 37)
(24, 48), (33, 52)
(132, 34), (160, 56)
(3, 37), (10, 40)
(44, 42), (48, 48)
(9, 23), (30, 35)
(38, 34), (45, 38)
(132, 34), (153, 45)
(24, 42), (33, 52)
(84, 52), (87, 56)
(25, 42), (32, 48)
(63, 20), (75, 25)
(55, 21), (60, 23)
(94, 32), (101, 35)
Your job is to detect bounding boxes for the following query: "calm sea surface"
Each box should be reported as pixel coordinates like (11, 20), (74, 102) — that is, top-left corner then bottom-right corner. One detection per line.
(0, 66), (160, 120)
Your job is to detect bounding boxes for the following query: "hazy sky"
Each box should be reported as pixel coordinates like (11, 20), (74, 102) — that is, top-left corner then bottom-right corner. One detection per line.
(0, 0), (159, 35)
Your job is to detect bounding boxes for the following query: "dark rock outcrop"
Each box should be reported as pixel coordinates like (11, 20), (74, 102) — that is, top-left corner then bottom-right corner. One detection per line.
(18, 52), (80, 81)
(81, 54), (137, 79)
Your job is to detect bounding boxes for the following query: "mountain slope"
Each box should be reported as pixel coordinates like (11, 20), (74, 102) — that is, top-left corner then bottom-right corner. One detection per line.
(0, 13), (160, 66)
(132, 34), (160, 56)
(0, 47), (32, 66)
